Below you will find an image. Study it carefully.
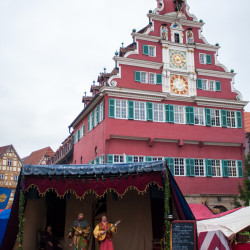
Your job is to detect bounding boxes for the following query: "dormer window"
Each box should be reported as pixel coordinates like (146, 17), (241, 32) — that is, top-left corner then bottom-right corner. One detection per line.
(143, 45), (156, 57)
(170, 23), (184, 43)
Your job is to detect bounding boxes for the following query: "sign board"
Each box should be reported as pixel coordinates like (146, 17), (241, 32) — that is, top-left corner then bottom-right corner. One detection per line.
(171, 220), (197, 250)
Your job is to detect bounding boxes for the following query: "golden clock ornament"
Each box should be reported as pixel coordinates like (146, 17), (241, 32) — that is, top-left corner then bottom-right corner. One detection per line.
(170, 75), (188, 95)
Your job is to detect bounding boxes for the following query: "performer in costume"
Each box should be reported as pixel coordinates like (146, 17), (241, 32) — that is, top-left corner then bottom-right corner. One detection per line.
(93, 215), (117, 250)
(68, 213), (91, 250)
(41, 225), (62, 250)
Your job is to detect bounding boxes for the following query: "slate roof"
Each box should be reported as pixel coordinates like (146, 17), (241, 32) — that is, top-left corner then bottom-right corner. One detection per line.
(22, 161), (165, 176)
(24, 147), (54, 165)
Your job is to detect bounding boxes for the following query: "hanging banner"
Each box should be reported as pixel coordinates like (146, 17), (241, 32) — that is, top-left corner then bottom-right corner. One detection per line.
(0, 188), (11, 209)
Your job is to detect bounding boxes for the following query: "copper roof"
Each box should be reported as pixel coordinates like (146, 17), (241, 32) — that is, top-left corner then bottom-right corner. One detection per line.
(244, 112), (250, 133)
(0, 145), (11, 159)
(24, 147), (54, 165)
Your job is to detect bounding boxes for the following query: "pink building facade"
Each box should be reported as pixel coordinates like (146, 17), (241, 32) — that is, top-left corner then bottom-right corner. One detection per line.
(69, 0), (248, 211)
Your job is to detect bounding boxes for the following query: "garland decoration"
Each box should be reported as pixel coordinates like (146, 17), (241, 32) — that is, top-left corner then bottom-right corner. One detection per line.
(164, 166), (171, 250)
(18, 176), (25, 250)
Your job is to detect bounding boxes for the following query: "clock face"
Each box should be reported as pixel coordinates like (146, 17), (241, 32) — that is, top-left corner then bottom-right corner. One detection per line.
(170, 75), (188, 95)
(169, 50), (187, 70)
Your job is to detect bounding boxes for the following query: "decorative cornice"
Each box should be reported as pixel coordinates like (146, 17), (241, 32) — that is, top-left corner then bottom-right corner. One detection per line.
(109, 135), (243, 148)
(115, 56), (163, 70)
(132, 32), (160, 42)
(195, 43), (220, 52)
(196, 68), (236, 79)
(147, 13), (204, 28)
(195, 96), (248, 110)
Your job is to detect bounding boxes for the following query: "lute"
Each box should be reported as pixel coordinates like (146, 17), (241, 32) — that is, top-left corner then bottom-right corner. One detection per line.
(95, 219), (121, 241)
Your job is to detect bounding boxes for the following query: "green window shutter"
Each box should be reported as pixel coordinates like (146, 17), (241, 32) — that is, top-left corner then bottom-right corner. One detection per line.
(78, 129), (81, 141)
(145, 156), (153, 162)
(189, 107), (194, 125)
(221, 110), (227, 128)
(92, 111), (95, 128)
(146, 102), (153, 121)
(206, 54), (212, 64)
(238, 160), (243, 177)
(91, 160), (94, 165)
(102, 155), (105, 164)
(96, 157), (100, 164)
(186, 159), (190, 176)
(82, 124), (85, 136)
(165, 104), (170, 123)
(215, 81), (221, 92)
(205, 108), (211, 126)
(102, 100), (105, 120)
(190, 159), (195, 176)
(168, 158), (174, 175)
(135, 71), (141, 82)
(185, 107), (190, 124)
(165, 105), (174, 123)
(222, 160), (229, 177)
(169, 105), (174, 123)
(73, 134), (76, 144)
(88, 115), (90, 131)
(126, 155), (134, 163)
(143, 45), (149, 55)
(97, 105), (100, 124)
(109, 99), (115, 118)
(206, 159), (212, 177)
(197, 79), (202, 90)
(107, 154), (114, 164)
(237, 111), (242, 128)
(156, 74), (162, 85)
(128, 100), (134, 120)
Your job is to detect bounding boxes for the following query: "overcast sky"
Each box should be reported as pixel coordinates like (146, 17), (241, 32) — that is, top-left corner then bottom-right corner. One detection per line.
(0, 0), (249, 158)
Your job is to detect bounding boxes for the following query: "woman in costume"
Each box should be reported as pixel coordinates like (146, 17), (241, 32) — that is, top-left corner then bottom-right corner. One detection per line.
(68, 213), (91, 250)
(93, 215), (117, 250)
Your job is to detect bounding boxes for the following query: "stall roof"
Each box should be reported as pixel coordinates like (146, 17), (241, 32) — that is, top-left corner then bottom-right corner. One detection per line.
(22, 161), (165, 176)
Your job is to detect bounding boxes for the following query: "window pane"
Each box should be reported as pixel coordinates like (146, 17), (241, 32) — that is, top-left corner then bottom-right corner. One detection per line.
(174, 106), (185, 124)
(141, 72), (147, 83)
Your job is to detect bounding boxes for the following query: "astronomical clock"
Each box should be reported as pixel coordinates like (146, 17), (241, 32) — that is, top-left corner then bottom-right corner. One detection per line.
(170, 75), (188, 95)
(169, 50), (187, 70)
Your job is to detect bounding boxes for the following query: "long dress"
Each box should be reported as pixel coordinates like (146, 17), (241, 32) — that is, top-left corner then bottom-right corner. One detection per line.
(69, 219), (91, 250)
(93, 222), (117, 250)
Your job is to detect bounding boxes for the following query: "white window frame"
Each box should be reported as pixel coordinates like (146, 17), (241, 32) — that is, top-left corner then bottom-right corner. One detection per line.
(148, 46), (156, 57)
(114, 155), (124, 163)
(14, 175), (19, 181)
(7, 159), (12, 166)
(153, 103), (165, 122)
(134, 156), (144, 162)
(140, 72), (148, 83)
(149, 73), (156, 84)
(194, 159), (205, 176)
(201, 79), (208, 90)
(153, 157), (163, 161)
(134, 101), (146, 121)
(211, 160), (222, 177)
(228, 160), (237, 177)
(194, 108), (205, 126)
(94, 108), (97, 127)
(174, 106), (185, 124)
(208, 80), (216, 91)
(174, 158), (185, 176)
(226, 111), (236, 128)
(0, 174), (4, 180)
(210, 109), (221, 127)
(199, 53), (206, 64)
(100, 101), (104, 121)
(115, 100), (127, 119)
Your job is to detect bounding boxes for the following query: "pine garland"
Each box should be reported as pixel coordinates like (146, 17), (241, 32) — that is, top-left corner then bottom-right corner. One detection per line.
(164, 168), (171, 250)
(18, 177), (25, 250)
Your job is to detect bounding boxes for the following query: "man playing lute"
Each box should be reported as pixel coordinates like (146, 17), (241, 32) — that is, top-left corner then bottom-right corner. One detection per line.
(93, 215), (121, 250)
